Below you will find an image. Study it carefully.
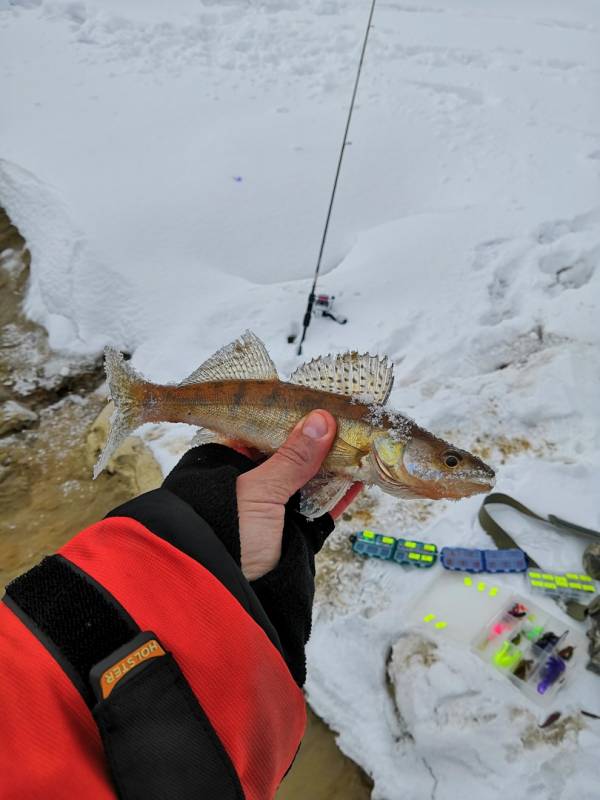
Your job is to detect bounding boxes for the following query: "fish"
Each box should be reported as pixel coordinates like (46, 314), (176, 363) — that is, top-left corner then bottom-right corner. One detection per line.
(94, 331), (495, 518)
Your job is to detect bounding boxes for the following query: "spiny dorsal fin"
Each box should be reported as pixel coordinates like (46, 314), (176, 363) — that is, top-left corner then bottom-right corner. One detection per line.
(179, 331), (278, 385)
(289, 351), (394, 404)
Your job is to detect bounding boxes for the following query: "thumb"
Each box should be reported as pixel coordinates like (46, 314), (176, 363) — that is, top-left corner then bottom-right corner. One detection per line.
(244, 410), (337, 505)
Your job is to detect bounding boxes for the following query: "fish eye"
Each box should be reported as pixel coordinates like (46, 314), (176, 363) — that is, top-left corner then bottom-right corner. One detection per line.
(443, 451), (462, 468)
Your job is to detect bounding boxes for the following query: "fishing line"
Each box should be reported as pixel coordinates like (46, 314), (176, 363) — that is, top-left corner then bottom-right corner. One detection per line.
(296, 0), (378, 356)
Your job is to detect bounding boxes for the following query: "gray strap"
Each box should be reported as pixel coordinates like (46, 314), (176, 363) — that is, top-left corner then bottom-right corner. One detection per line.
(478, 493), (599, 622)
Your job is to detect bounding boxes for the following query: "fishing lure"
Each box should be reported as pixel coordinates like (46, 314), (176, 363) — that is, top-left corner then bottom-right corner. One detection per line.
(508, 603), (528, 618)
(537, 656), (566, 695)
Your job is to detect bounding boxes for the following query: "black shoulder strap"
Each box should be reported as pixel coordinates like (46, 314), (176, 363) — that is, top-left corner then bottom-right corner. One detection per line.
(4, 555), (244, 800)
(478, 493), (600, 622)
(4, 554), (138, 708)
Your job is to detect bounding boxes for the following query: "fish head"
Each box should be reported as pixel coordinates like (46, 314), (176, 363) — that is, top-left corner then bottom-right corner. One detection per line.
(371, 430), (495, 500)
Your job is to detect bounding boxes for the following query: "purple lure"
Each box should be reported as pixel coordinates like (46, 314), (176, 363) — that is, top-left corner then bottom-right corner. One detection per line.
(537, 656), (566, 695)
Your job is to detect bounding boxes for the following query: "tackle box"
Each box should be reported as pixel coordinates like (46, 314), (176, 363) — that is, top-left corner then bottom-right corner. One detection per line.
(407, 570), (586, 706)
(350, 530), (396, 560)
(527, 569), (597, 602)
(392, 538), (437, 568)
(440, 547), (527, 574)
(350, 531), (437, 567)
(470, 597), (585, 705)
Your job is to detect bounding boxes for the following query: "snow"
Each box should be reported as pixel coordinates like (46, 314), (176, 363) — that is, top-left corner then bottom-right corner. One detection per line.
(1, 0), (599, 797)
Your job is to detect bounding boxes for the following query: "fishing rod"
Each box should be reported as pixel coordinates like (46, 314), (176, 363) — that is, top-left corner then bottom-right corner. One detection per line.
(296, 0), (378, 356)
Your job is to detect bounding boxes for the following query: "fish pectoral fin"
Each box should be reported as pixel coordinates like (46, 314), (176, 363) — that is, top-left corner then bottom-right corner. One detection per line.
(289, 351), (394, 404)
(300, 472), (354, 519)
(190, 427), (226, 447)
(179, 331), (279, 386)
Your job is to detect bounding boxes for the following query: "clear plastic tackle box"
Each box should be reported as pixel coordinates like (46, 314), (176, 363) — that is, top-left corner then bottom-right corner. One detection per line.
(407, 570), (587, 706)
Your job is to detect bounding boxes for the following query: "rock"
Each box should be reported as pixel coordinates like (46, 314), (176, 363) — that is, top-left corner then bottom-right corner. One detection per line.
(583, 542), (600, 580)
(0, 400), (38, 435)
(385, 629), (589, 795)
(0, 208), (103, 408)
(587, 595), (600, 620)
(0, 394), (162, 593)
(0, 204), (161, 592)
(587, 618), (600, 676)
(586, 594), (600, 676)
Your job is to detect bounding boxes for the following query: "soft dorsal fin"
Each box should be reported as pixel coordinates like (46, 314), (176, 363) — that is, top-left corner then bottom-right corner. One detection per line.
(289, 351), (394, 404)
(179, 331), (278, 385)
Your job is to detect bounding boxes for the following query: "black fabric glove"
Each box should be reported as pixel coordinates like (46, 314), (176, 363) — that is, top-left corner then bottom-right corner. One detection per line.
(248, 497), (333, 686)
(162, 445), (253, 565)
(162, 444), (335, 686)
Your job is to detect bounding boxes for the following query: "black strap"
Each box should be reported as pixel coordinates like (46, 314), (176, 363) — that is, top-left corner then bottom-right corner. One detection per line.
(4, 554), (245, 800)
(93, 653), (244, 800)
(4, 554), (139, 708)
(478, 493), (599, 622)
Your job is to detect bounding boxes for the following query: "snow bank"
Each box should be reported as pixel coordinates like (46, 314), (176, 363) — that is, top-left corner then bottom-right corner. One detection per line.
(1, 0), (599, 797)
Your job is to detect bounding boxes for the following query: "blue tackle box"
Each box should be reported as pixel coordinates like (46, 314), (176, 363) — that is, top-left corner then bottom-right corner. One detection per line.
(350, 530), (396, 560)
(392, 538), (438, 568)
(350, 531), (438, 567)
(440, 547), (527, 574)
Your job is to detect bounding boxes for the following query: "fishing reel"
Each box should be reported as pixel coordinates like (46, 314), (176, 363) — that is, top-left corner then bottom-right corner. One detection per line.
(289, 292), (347, 346)
(313, 294), (347, 325)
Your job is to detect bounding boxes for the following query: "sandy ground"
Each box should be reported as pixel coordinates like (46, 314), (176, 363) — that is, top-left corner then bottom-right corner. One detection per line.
(277, 707), (372, 799)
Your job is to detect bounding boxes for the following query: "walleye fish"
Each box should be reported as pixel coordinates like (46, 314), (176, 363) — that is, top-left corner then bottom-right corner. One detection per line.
(95, 331), (495, 517)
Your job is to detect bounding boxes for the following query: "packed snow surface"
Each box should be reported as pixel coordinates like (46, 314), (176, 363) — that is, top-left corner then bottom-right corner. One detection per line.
(1, 1), (599, 798)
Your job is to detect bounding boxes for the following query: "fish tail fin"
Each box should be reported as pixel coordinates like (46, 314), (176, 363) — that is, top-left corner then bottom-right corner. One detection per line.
(93, 347), (148, 479)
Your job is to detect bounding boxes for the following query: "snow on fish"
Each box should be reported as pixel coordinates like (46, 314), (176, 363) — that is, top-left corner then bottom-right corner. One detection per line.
(94, 331), (495, 517)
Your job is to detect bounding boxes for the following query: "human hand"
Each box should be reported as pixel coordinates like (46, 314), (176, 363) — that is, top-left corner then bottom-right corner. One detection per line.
(235, 410), (363, 581)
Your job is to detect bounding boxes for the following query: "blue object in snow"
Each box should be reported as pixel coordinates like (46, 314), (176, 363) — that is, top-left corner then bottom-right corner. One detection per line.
(392, 538), (438, 568)
(440, 547), (527, 574)
(440, 547), (485, 573)
(484, 549), (528, 573)
(350, 531), (438, 567)
(350, 530), (396, 560)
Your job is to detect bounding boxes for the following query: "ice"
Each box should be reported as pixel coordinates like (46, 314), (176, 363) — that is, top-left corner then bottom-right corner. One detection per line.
(1, 0), (600, 797)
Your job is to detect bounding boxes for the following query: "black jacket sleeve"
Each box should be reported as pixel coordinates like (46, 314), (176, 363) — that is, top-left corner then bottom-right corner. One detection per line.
(122, 444), (334, 686)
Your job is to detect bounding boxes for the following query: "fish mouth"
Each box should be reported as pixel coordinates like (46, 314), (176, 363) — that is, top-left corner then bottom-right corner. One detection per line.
(473, 466), (496, 490)
(415, 477), (493, 501)
(442, 470), (495, 499)
(457, 478), (494, 497)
